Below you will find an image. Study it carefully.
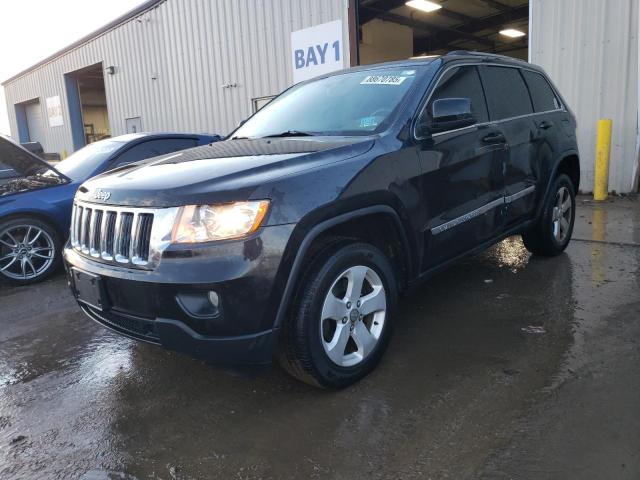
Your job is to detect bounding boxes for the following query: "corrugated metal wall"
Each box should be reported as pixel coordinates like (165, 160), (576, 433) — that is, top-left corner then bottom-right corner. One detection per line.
(530, 0), (639, 193)
(3, 0), (348, 156)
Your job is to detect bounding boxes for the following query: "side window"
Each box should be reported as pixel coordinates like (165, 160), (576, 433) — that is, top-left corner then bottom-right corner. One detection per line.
(428, 66), (489, 124)
(522, 70), (560, 112)
(112, 138), (197, 168)
(480, 66), (533, 121)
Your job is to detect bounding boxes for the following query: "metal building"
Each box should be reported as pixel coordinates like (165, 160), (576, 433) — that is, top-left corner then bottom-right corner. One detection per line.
(3, 0), (639, 193)
(2, 0), (350, 156)
(530, 0), (639, 193)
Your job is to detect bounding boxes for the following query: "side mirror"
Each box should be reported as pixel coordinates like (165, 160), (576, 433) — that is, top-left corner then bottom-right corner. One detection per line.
(429, 98), (477, 134)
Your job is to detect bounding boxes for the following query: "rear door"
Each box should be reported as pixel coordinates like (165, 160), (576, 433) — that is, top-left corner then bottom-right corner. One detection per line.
(479, 65), (537, 226)
(416, 65), (507, 269)
(521, 69), (565, 203)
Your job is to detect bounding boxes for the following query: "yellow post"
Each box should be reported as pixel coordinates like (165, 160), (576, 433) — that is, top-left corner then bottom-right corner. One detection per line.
(594, 118), (613, 200)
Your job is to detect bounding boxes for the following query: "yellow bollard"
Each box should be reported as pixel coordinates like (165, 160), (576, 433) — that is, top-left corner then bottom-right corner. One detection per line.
(593, 118), (613, 200)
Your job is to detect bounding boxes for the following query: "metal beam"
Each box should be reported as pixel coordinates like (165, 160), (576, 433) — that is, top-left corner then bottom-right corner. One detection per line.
(361, 7), (497, 48)
(476, 0), (513, 12)
(359, 0), (478, 26)
(413, 4), (529, 53)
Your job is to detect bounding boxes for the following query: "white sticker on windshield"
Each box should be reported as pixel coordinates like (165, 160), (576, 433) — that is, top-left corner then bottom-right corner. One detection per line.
(361, 75), (407, 85)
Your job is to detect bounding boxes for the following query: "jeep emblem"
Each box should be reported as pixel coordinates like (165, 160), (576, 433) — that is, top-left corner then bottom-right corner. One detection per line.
(93, 189), (111, 201)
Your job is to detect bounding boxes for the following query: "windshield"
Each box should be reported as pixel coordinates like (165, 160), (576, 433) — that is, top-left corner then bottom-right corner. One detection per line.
(232, 67), (422, 139)
(55, 138), (124, 180)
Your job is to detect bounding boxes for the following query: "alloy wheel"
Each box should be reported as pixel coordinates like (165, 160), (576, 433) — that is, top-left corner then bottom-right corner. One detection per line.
(0, 225), (55, 280)
(320, 265), (387, 367)
(551, 186), (572, 243)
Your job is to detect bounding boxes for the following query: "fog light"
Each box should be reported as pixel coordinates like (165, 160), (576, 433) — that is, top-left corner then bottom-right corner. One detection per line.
(208, 291), (220, 308)
(176, 291), (221, 319)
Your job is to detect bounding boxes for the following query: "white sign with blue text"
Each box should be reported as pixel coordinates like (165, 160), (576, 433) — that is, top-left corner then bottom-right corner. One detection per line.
(291, 20), (345, 84)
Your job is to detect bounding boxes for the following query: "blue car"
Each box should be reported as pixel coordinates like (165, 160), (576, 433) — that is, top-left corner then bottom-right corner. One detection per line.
(0, 132), (219, 285)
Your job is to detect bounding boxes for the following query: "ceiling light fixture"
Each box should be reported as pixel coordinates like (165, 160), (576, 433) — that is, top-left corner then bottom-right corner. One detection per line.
(405, 0), (442, 13)
(499, 28), (526, 38)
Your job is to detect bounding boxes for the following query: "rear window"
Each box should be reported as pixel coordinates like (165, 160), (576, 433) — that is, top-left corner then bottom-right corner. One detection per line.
(522, 70), (560, 112)
(480, 66), (533, 121)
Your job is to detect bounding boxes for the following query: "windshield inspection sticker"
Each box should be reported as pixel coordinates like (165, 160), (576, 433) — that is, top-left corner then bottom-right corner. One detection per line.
(359, 116), (378, 128)
(361, 75), (407, 85)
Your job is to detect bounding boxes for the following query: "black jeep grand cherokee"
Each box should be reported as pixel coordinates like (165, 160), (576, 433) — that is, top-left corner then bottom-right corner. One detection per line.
(65, 52), (579, 388)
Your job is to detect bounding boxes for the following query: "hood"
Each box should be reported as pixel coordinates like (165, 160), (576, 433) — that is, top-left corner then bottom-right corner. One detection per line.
(0, 136), (69, 197)
(76, 137), (374, 207)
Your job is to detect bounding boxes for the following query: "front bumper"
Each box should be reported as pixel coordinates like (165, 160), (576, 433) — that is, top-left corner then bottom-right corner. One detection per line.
(64, 224), (295, 366)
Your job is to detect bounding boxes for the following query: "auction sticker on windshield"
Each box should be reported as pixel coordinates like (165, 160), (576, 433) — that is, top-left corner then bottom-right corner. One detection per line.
(361, 75), (407, 85)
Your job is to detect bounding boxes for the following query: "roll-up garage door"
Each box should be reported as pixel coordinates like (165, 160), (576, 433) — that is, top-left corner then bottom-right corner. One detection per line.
(25, 101), (45, 144)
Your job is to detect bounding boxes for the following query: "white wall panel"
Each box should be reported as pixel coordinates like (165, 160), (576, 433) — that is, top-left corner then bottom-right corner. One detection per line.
(530, 0), (639, 193)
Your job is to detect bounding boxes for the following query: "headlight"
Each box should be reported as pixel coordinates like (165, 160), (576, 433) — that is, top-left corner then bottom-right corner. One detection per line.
(172, 200), (270, 243)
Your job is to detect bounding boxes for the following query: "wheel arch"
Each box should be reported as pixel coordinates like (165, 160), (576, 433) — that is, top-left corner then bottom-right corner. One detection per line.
(537, 150), (580, 219)
(272, 205), (412, 331)
(0, 210), (66, 241)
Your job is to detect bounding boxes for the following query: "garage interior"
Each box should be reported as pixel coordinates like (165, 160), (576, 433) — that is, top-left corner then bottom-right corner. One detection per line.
(68, 63), (111, 145)
(357, 0), (529, 64)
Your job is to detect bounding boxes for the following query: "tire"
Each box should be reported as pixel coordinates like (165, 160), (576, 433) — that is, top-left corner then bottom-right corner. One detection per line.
(0, 217), (62, 285)
(522, 174), (576, 256)
(277, 241), (397, 389)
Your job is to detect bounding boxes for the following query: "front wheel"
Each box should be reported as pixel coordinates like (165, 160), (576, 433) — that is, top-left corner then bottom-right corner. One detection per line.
(0, 217), (61, 285)
(278, 241), (397, 388)
(522, 173), (576, 256)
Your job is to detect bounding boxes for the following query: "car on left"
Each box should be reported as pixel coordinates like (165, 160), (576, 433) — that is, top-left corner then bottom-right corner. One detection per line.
(0, 132), (219, 285)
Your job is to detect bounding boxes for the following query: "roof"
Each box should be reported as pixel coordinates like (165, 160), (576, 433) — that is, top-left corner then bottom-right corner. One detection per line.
(2, 0), (165, 85)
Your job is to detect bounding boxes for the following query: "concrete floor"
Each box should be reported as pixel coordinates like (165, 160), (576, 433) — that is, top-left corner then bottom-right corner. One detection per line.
(0, 196), (638, 480)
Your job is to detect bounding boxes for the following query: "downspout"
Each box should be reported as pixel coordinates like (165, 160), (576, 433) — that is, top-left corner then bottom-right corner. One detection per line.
(634, 0), (640, 192)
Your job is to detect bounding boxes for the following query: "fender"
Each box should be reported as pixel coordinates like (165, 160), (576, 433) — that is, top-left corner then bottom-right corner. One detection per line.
(272, 205), (410, 330)
(0, 206), (69, 239)
(535, 148), (580, 219)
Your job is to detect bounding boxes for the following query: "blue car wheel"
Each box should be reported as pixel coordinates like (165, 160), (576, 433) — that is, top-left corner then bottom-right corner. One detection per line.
(0, 217), (61, 285)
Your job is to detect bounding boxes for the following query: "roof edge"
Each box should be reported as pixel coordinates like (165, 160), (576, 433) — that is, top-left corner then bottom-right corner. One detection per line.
(2, 0), (165, 86)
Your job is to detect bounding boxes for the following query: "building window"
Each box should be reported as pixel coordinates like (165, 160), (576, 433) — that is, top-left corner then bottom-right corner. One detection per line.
(252, 95), (276, 113)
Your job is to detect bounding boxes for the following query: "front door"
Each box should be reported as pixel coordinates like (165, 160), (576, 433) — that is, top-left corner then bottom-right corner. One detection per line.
(415, 65), (508, 270)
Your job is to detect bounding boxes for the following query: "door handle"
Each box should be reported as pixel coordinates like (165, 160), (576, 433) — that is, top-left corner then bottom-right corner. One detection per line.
(537, 120), (553, 130)
(482, 132), (506, 143)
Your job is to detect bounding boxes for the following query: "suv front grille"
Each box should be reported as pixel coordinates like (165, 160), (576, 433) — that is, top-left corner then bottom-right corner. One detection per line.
(71, 202), (155, 267)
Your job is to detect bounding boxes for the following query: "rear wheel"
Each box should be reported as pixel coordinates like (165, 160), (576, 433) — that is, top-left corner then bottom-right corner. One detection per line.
(0, 218), (61, 285)
(522, 174), (576, 256)
(278, 241), (397, 388)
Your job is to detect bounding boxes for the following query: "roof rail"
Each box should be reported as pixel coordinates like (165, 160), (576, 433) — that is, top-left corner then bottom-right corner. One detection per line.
(445, 50), (529, 64)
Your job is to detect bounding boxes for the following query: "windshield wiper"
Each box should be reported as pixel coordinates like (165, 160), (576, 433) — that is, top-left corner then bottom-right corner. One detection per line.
(262, 130), (317, 138)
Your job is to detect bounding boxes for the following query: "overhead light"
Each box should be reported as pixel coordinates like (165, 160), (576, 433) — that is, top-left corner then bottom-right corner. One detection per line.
(500, 28), (526, 38)
(406, 0), (442, 13)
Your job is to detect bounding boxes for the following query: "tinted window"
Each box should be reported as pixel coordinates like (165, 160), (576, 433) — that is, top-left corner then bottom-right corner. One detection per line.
(428, 66), (488, 124)
(480, 66), (533, 120)
(112, 138), (198, 168)
(522, 70), (560, 112)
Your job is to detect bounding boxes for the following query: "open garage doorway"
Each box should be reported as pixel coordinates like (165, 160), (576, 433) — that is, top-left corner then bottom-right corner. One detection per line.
(65, 63), (111, 150)
(356, 0), (529, 64)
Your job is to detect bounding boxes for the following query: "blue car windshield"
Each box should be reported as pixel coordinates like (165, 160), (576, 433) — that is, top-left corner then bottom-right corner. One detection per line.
(55, 138), (125, 181)
(232, 66), (425, 138)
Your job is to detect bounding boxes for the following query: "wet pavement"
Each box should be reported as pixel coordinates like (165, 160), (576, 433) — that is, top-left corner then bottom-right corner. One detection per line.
(1, 196), (639, 480)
